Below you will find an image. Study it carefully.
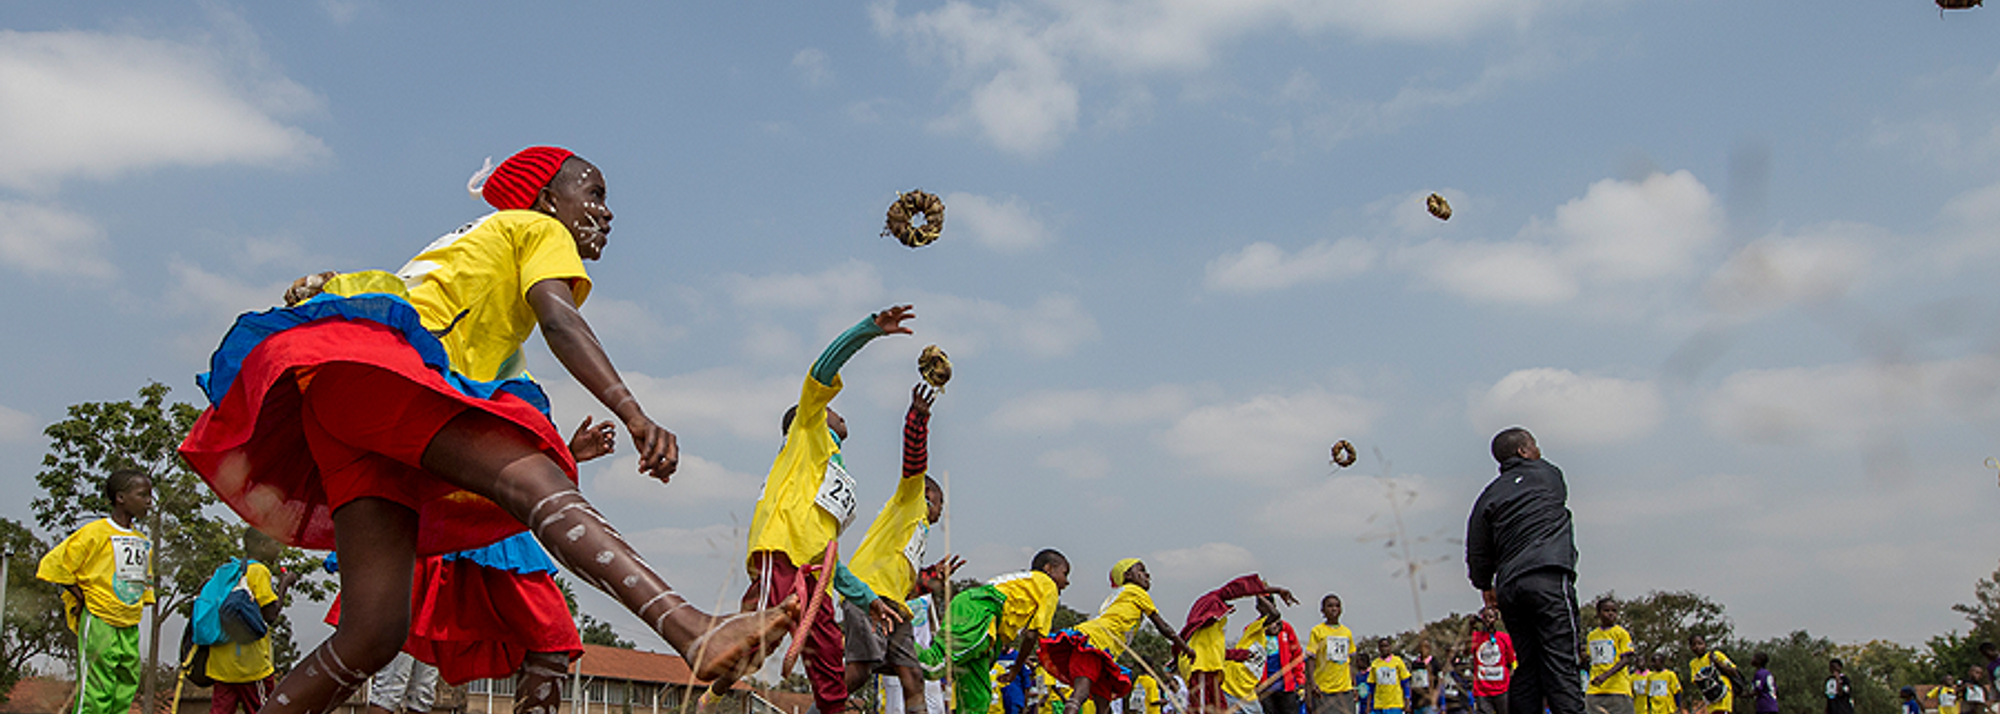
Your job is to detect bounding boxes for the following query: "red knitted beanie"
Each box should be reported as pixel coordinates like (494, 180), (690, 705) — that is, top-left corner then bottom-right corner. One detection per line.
(480, 146), (575, 210)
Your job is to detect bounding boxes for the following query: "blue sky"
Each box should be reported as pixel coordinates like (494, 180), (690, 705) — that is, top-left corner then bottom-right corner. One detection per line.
(2, 0), (1998, 659)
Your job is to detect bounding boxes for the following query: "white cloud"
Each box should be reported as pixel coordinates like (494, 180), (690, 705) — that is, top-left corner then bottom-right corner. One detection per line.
(726, 260), (887, 315)
(946, 192), (1053, 252)
(620, 367), (803, 442)
(873, 0), (1574, 155)
(1402, 171), (1719, 306)
(1035, 446), (1112, 480)
(579, 297), (688, 351)
(589, 453), (760, 506)
(1159, 388), (1378, 478)
(0, 403), (36, 443)
(1260, 474), (1444, 539)
(989, 385), (1191, 432)
(1148, 542), (1258, 586)
(1467, 368), (1663, 445)
(1545, 170), (1720, 283)
(1403, 239), (1575, 305)
(1204, 237), (1376, 293)
(724, 262), (1098, 360)
(1696, 356), (2000, 449)
(0, 201), (115, 279)
(0, 30), (327, 191)
(792, 48), (833, 87)
(166, 258), (288, 316)
(1701, 228), (1874, 319)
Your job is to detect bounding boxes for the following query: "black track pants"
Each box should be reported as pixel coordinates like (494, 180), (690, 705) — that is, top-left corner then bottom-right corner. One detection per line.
(1497, 568), (1584, 714)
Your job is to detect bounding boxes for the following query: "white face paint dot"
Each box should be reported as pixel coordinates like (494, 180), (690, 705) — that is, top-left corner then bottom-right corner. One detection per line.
(567, 524), (586, 542)
(276, 695), (290, 705)
(596, 550), (615, 564)
(623, 575), (639, 587)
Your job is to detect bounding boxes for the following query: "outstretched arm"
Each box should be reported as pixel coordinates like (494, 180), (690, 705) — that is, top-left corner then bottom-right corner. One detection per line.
(809, 306), (917, 386)
(904, 384), (936, 479)
(529, 278), (676, 479)
(1146, 610), (1191, 654)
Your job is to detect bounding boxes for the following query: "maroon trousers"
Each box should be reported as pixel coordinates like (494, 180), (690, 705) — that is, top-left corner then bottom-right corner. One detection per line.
(743, 551), (845, 714)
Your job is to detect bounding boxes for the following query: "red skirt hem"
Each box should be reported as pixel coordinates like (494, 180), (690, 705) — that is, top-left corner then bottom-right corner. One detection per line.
(326, 557), (582, 685)
(1039, 632), (1134, 699)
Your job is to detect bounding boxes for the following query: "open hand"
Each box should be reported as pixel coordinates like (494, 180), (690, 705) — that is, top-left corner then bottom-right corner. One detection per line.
(874, 305), (917, 335)
(568, 416), (617, 463)
(869, 598), (906, 634)
(1270, 586), (1299, 607)
(912, 383), (938, 416)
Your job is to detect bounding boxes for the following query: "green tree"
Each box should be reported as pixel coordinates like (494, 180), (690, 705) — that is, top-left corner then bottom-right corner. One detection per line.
(1838, 639), (1926, 714)
(1953, 562), (2000, 649)
(31, 382), (232, 714)
(0, 519), (65, 703)
(1738, 630), (1838, 714)
(1618, 590), (1735, 660)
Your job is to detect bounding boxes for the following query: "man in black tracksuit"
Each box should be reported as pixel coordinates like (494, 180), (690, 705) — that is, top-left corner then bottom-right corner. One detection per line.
(1465, 427), (1583, 714)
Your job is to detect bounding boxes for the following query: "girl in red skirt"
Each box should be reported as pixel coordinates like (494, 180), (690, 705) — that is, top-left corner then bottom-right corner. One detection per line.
(1041, 560), (1192, 714)
(181, 147), (794, 714)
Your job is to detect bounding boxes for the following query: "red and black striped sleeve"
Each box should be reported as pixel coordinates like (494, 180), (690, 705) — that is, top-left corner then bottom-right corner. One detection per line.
(902, 403), (930, 479)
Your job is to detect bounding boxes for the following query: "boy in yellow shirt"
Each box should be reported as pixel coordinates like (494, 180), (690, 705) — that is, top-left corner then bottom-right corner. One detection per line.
(1370, 638), (1414, 714)
(1306, 594), (1357, 714)
(1687, 635), (1740, 714)
(844, 384), (960, 714)
(38, 470), (155, 714)
(1586, 598), (1636, 714)
(745, 305), (917, 714)
(922, 550), (1073, 714)
(203, 528), (303, 714)
(1644, 653), (1683, 714)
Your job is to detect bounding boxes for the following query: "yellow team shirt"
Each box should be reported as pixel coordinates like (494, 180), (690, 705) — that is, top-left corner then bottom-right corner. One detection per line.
(747, 375), (850, 569)
(848, 467), (931, 613)
(1135, 674), (1163, 714)
(38, 518), (154, 630)
(1632, 671), (1651, 714)
(1370, 654), (1412, 710)
(990, 570), (1061, 644)
(1183, 619), (1229, 674)
(1074, 584), (1157, 657)
(396, 210), (592, 382)
(1308, 623), (1356, 693)
(1647, 670), (1682, 714)
(1587, 625), (1635, 695)
(1222, 616), (1269, 701)
(1936, 686), (1960, 714)
(205, 561), (280, 682)
(1689, 652), (1735, 712)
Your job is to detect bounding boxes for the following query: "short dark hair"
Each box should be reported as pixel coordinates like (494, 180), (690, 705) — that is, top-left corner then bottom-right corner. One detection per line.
(1031, 548), (1067, 572)
(102, 469), (149, 506)
(1322, 593), (1341, 607)
(924, 475), (943, 496)
(1983, 642), (1997, 654)
(781, 405), (800, 435)
(1752, 652), (1769, 667)
(1829, 657), (1843, 668)
(1491, 427), (1534, 463)
(1596, 595), (1617, 610)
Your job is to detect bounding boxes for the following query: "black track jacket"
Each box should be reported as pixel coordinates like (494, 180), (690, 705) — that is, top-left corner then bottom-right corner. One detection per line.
(1465, 456), (1578, 591)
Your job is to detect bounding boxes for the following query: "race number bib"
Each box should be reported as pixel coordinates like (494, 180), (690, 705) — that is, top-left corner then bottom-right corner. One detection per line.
(902, 523), (929, 571)
(1941, 691), (1957, 708)
(1376, 664), (1400, 687)
(1825, 679), (1838, 699)
(1327, 636), (1350, 663)
(1411, 669), (1431, 690)
(1968, 687), (1985, 704)
(814, 460), (858, 531)
(1654, 680), (1671, 698)
(109, 535), (149, 605)
(1589, 640), (1616, 666)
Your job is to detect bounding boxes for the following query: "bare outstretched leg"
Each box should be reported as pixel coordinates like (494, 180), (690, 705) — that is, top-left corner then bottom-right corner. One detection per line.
(420, 409), (797, 679)
(513, 651), (569, 714)
(260, 499), (418, 714)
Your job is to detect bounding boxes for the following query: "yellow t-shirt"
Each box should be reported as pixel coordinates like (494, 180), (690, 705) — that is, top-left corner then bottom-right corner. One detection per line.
(37, 518), (154, 630)
(205, 561), (279, 682)
(1647, 670), (1682, 714)
(1689, 652), (1735, 712)
(848, 469), (931, 613)
(1632, 671), (1652, 714)
(1937, 686), (1961, 714)
(747, 375), (849, 570)
(990, 570), (1061, 644)
(397, 210), (592, 382)
(1370, 655), (1411, 710)
(1135, 674), (1163, 714)
(1308, 623), (1355, 693)
(1074, 584), (1157, 656)
(1183, 619), (1229, 674)
(1222, 616), (1268, 701)
(1587, 625), (1634, 695)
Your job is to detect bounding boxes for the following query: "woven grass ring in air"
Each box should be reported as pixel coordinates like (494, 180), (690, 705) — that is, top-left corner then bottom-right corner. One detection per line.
(1330, 440), (1358, 468)
(884, 190), (945, 248)
(918, 344), (953, 388)
(1426, 193), (1453, 221)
